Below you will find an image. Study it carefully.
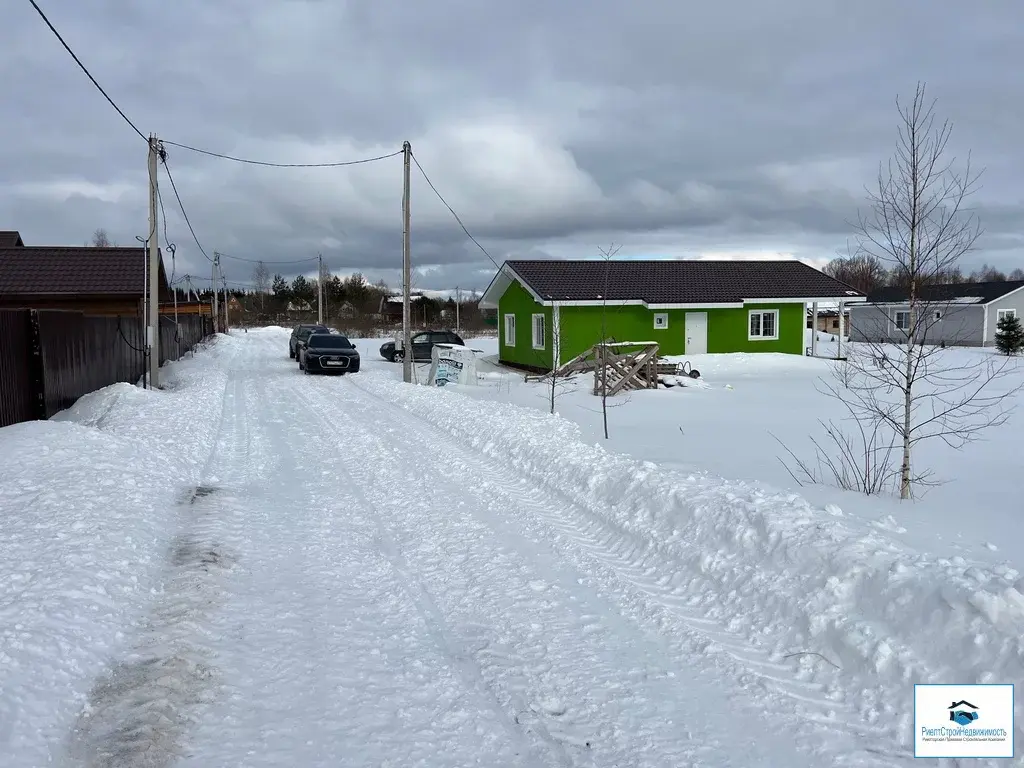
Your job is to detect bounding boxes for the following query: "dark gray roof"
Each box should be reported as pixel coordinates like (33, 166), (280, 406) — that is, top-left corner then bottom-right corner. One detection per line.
(866, 280), (1024, 305)
(0, 246), (169, 298)
(505, 259), (864, 303)
(0, 231), (25, 247)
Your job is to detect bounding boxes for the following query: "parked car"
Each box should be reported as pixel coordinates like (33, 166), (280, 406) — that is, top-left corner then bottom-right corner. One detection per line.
(299, 333), (360, 374)
(379, 330), (465, 363)
(289, 324), (329, 358)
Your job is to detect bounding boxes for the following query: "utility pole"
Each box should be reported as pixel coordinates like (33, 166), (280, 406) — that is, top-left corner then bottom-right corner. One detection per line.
(212, 252), (221, 333)
(317, 253), (324, 325)
(455, 286), (461, 335)
(147, 136), (162, 388)
(222, 274), (230, 333)
(402, 140), (413, 383)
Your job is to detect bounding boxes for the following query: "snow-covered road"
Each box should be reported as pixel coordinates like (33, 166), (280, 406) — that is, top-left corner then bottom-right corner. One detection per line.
(3, 329), (943, 766)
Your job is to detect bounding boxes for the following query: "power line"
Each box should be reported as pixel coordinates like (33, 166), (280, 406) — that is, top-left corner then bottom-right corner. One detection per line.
(26, 0), (147, 142)
(160, 155), (214, 263)
(216, 251), (319, 265)
(409, 150), (498, 268)
(161, 141), (403, 168)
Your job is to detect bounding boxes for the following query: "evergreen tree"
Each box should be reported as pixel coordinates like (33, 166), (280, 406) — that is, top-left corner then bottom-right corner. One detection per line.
(994, 313), (1024, 356)
(291, 274), (314, 304)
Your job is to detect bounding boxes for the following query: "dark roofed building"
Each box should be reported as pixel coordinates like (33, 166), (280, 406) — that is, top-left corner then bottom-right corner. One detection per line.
(849, 279), (1024, 348)
(0, 230), (169, 316)
(479, 258), (865, 370)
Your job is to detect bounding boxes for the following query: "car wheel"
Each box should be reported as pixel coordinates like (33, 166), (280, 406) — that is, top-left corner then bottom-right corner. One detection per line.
(289, 348), (295, 359)
(393, 351), (403, 363)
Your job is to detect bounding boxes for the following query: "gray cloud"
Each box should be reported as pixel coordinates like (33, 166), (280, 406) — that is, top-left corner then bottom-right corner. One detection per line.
(2, 0), (1022, 292)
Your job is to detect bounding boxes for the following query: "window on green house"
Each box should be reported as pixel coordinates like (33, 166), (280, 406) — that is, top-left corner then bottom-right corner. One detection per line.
(504, 314), (516, 346)
(653, 313), (668, 329)
(748, 309), (779, 340)
(532, 313), (545, 349)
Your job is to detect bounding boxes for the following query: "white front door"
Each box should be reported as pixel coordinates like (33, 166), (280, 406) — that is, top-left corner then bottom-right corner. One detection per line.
(685, 312), (708, 355)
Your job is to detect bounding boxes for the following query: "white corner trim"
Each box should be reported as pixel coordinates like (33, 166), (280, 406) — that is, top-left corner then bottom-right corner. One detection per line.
(552, 303), (561, 369)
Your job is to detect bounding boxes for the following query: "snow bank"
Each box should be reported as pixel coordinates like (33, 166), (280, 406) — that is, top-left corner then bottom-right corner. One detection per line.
(357, 372), (1024, 756)
(0, 334), (233, 765)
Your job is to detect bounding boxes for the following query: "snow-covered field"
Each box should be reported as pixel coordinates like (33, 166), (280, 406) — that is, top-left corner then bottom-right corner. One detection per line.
(1, 326), (1021, 766)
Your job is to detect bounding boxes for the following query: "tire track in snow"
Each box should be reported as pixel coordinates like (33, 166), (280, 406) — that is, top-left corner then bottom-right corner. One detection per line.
(338, 375), (913, 767)
(178, 347), (534, 767)
(303, 376), (821, 768)
(275, 374), (563, 767)
(63, 368), (264, 768)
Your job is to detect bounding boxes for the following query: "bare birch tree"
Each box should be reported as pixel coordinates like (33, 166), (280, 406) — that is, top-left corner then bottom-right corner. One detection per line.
(251, 260), (271, 312)
(597, 243), (622, 439)
(90, 228), (114, 247)
(823, 82), (1019, 499)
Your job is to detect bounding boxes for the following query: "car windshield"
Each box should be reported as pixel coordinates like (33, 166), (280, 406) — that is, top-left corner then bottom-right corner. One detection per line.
(307, 334), (352, 348)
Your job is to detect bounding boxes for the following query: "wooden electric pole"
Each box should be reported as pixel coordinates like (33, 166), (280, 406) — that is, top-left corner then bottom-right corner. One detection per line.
(402, 141), (412, 383)
(212, 252), (221, 333)
(222, 274), (230, 333)
(147, 136), (161, 388)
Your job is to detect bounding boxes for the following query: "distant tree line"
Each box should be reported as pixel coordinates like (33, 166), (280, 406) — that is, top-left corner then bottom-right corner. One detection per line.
(824, 252), (1024, 295)
(170, 268), (492, 332)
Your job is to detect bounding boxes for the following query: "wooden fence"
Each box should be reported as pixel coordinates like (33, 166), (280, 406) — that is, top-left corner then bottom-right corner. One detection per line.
(0, 309), (211, 429)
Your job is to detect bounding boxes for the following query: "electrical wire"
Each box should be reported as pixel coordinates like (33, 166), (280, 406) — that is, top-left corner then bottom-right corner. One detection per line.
(160, 155), (214, 263)
(215, 251), (319, 265)
(161, 141), (403, 168)
(26, 0), (148, 142)
(409, 151), (499, 268)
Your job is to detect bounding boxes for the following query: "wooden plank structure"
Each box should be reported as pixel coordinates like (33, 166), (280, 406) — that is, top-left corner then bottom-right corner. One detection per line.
(592, 341), (660, 395)
(525, 340), (688, 394)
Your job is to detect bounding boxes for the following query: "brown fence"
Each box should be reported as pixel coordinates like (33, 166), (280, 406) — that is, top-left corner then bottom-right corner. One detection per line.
(0, 309), (211, 428)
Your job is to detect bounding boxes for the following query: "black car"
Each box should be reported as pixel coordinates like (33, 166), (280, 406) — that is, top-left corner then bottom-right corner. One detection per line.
(379, 330), (465, 363)
(299, 333), (360, 374)
(289, 324), (329, 358)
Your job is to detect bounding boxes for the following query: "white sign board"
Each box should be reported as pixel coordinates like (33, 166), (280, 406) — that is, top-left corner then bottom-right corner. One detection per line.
(428, 344), (478, 387)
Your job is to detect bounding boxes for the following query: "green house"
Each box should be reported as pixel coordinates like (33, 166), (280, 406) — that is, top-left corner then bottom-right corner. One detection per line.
(479, 259), (865, 371)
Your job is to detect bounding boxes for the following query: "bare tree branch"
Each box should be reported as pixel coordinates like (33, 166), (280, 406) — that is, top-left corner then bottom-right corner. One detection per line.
(786, 83), (1021, 499)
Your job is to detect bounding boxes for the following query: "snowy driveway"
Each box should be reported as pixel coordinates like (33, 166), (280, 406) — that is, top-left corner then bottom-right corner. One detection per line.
(3, 330), (925, 767)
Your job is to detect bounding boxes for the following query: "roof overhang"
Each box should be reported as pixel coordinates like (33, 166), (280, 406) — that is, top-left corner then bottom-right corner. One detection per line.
(479, 262), (868, 309)
(479, 263), (546, 308)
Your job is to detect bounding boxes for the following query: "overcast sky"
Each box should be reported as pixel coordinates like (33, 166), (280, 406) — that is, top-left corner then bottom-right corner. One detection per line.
(3, 0), (1022, 292)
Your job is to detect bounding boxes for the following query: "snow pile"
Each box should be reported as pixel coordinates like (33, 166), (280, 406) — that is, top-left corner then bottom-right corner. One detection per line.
(357, 372), (1024, 756)
(0, 334), (234, 766)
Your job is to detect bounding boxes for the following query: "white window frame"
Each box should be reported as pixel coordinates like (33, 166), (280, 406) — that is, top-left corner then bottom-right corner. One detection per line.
(653, 312), (668, 330)
(531, 313), (546, 350)
(504, 314), (516, 347)
(894, 310), (910, 331)
(747, 309), (779, 341)
(997, 308), (1017, 323)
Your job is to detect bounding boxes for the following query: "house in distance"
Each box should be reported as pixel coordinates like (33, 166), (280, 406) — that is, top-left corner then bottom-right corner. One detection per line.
(849, 280), (1024, 348)
(479, 259), (866, 371)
